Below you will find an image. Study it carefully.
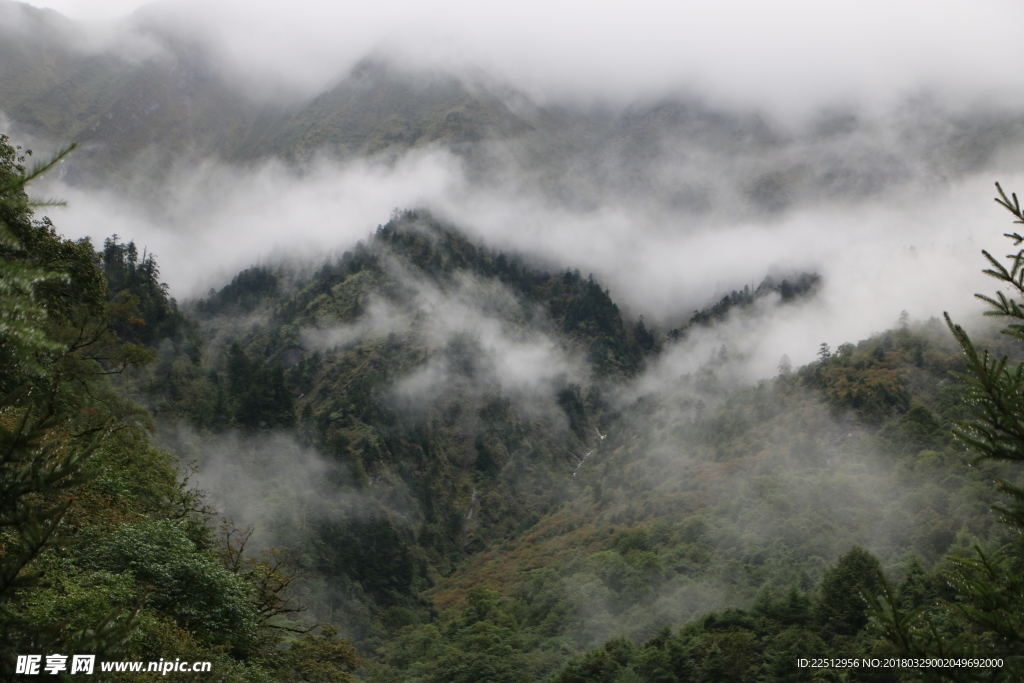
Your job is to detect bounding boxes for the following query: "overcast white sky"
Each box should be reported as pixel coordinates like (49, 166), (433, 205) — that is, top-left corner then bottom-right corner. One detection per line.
(29, 0), (139, 18)
(21, 0), (1024, 116)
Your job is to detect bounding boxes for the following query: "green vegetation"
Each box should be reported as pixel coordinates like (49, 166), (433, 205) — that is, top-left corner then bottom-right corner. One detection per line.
(858, 185), (1024, 680)
(7, 7), (1024, 679)
(668, 272), (820, 341)
(134, 212), (655, 649)
(5, 117), (1024, 681)
(352, 318), (1018, 681)
(117, 200), (1020, 681)
(0, 134), (360, 680)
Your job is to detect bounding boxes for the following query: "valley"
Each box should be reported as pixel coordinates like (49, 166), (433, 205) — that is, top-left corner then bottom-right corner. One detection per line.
(4, 1), (1024, 680)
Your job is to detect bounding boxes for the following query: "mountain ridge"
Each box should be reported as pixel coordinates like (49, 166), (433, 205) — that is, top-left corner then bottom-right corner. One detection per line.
(6, 0), (1024, 220)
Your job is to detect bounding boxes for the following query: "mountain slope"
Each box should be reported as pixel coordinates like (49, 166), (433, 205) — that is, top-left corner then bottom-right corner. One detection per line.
(6, 0), (1024, 219)
(363, 322), (1022, 681)
(256, 60), (534, 162)
(1, 2), (535, 189)
(118, 210), (1022, 679)
(138, 211), (658, 643)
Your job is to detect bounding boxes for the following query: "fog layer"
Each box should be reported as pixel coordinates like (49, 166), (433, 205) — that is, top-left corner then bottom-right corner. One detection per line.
(24, 0), (1024, 117)
(43, 139), (1021, 374)
(10, 0), (1024, 376)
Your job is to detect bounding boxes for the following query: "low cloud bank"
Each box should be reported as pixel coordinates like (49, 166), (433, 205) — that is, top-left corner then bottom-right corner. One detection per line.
(41, 141), (1019, 380)
(161, 426), (369, 549)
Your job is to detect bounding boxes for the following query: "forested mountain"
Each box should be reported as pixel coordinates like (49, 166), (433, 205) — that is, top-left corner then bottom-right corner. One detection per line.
(5, 118), (1024, 678)
(81, 206), (1017, 680)
(0, 0), (534, 191)
(5, 3), (1024, 680)
(0, 135), (363, 680)
(5, 0), (1024, 218)
(137, 212), (655, 640)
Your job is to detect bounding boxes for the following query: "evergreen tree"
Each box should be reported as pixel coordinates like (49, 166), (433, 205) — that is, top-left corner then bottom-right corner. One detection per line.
(0, 137), (141, 672)
(815, 546), (882, 636)
(0, 389), (139, 667)
(867, 184), (1024, 680)
(101, 235), (185, 345)
(0, 138), (74, 392)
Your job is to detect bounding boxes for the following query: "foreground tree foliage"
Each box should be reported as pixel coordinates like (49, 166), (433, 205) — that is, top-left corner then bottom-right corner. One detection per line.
(864, 185), (1024, 680)
(0, 135), (361, 681)
(0, 136), (137, 675)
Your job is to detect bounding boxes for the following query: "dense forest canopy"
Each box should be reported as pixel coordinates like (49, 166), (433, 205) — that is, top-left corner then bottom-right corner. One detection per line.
(2, 118), (1024, 680)
(0, 135), (362, 680)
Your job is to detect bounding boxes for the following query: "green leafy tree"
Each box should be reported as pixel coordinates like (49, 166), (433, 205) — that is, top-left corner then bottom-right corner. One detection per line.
(83, 520), (261, 650)
(1, 138), (157, 401)
(274, 625), (364, 683)
(2, 133), (369, 681)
